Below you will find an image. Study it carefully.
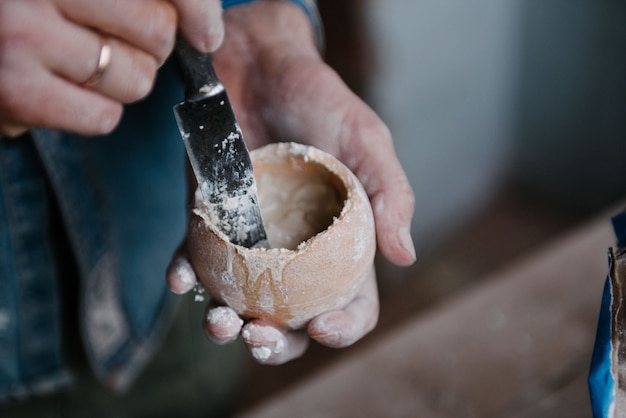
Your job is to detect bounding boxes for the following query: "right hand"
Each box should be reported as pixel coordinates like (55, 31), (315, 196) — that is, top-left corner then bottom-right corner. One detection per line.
(167, 0), (415, 366)
(0, 0), (224, 137)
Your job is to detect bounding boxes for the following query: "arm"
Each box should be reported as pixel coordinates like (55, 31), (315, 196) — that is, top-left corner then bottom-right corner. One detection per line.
(167, 0), (415, 364)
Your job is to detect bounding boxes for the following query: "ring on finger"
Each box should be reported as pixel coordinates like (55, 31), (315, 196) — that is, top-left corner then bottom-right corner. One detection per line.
(82, 36), (112, 87)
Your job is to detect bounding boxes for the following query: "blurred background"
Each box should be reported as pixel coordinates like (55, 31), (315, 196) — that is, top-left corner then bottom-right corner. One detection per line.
(236, 0), (625, 413)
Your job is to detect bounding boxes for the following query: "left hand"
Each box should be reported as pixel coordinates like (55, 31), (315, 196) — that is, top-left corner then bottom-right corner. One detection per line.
(167, 0), (415, 364)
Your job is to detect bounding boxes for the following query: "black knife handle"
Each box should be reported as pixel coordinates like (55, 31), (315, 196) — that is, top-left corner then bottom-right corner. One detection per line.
(174, 35), (221, 101)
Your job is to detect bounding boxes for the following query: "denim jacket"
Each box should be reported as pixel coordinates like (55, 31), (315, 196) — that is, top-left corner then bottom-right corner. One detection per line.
(0, 63), (187, 399)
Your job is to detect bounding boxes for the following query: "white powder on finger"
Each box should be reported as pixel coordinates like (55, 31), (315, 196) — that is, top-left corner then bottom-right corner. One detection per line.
(176, 262), (195, 286)
(241, 328), (251, 340)
(251, 346), (272, 361)
(206, 306), (243, 328)
(243, 324), (286, 360)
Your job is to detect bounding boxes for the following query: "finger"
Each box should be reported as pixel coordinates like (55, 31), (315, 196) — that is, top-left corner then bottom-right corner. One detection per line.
(308, 266), (379, 348)
(166, 248), (197, 294)
(8, 1), (156, 104)
(172, 0), (224, 53)
(87, 36), (157, 103)
(56, 0), (177, 64)
(241, 321), (309, 365)
(341, 111), (416, 266)
(0, 63), (121, 135)
(52, 32), (156, 103)
(203, 305), (243, 345)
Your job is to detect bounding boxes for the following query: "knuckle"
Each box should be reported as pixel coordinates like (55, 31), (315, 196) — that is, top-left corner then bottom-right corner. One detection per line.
(0, 1), (44, 48)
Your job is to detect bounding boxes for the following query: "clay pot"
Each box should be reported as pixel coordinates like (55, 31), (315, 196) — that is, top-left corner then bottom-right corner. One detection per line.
(187, 142), (376, 329)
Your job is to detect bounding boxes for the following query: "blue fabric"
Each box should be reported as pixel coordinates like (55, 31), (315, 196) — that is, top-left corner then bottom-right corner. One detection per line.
(588, 208), (626, 417)
(0, 61), (188, 398)
(222, 0), (317, 31)
(589, 266), (615, 418)
(0, 137), (71, 399)
(222, 0), (256, 8)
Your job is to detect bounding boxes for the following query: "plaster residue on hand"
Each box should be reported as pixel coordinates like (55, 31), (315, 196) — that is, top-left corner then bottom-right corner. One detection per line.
(206, 306), (244, 329)
(168, 258), (197, 294)
(176, 261), (196, 287)
(242, 323), (285, 361)
(250, 346), (273, 361)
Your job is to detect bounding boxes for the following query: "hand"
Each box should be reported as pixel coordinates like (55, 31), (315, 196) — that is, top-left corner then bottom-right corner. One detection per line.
(167, 0), (415, 364)
(0, 0), (224, 137)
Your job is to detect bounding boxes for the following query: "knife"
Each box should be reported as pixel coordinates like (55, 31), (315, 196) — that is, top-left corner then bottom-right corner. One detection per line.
(173, 37), (268, 248)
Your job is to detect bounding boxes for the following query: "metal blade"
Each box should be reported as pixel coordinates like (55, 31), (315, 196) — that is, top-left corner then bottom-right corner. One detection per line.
(174, 38), (267, 248)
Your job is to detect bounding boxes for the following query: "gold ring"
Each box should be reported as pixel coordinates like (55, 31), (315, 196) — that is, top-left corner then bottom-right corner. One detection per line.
(83, 37), (112, 87)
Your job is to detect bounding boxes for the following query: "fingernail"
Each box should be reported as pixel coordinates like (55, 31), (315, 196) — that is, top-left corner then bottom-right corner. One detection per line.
(177, 261), (196, 285)
(206, 306), (243, 328)
(319, 330), (342, 347)
(98, 113), (118, 134)
(399, 226), (416, 261)
(249, 336), (285, 362)
(168, 259), (196, 294)
(204, 307), (242, 345)
(136, 75), (152, 99)
(206, 19), (224, 52)
(209, 25), (224, 52)
(250, 346), (273, 361)
(242, 324), (285, 362)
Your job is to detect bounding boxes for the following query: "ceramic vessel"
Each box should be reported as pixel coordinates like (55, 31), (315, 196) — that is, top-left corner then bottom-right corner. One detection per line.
(188, 142), (376, 329)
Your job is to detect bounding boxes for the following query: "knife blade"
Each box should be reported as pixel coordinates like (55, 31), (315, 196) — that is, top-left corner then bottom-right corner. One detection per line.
(173, 37), (268, 248)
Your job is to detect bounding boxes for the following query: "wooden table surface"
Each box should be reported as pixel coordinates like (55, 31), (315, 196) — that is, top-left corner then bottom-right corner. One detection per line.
(238, 207), (620, 417)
